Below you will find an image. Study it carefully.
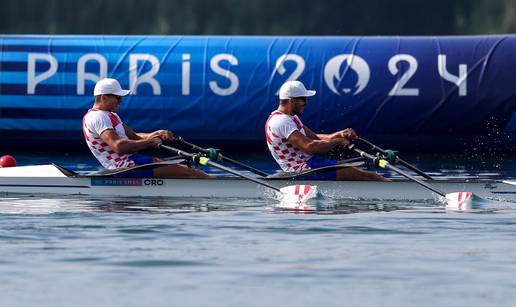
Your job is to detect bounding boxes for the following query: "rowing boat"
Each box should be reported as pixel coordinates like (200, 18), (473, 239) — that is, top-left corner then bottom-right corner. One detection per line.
(0, 163), (515, 203)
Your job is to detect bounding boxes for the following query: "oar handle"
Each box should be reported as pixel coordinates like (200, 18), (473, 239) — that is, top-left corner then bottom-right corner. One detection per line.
(176, 137), (269, 177)
(351, 145), (445, 197)
(356, 138), (433, 180)
(160, 144), (280, 192)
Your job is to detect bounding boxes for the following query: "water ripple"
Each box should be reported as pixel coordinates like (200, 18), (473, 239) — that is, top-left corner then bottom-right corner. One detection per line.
(108, 259), (213, 267)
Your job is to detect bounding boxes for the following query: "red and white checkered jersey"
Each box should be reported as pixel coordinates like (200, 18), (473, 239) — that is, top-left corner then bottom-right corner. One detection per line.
(82, 109), (135, 169)
(265, 111), (312, 172)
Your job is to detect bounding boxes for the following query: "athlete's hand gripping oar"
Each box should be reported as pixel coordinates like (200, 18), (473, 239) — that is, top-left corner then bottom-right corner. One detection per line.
(175, 137), (269, 177)
(356, 137), (433, 180)
(159, 144), (318, 207)
(350, 144), (475, 210)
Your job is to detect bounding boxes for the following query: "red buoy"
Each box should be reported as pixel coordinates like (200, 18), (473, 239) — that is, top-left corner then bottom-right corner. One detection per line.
(0, 155), (17, 167)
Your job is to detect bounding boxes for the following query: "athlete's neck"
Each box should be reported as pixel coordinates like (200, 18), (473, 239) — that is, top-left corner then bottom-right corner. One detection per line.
(277, 105), (294, 116)
(92, 103), (116, 113)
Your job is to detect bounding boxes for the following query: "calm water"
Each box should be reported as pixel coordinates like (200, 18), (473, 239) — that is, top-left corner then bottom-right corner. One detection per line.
(1, 151), (516, 307)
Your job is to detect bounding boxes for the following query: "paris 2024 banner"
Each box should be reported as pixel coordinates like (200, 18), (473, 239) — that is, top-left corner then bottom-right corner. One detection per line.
(1, 35), (515, 151)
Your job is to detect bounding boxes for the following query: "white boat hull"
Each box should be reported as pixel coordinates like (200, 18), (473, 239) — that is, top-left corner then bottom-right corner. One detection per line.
(0, 165), (515, 202)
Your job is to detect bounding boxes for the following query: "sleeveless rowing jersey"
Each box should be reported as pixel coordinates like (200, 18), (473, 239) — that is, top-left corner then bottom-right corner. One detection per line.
(82, 109), (135, 169)
(265, 111), (312, 172)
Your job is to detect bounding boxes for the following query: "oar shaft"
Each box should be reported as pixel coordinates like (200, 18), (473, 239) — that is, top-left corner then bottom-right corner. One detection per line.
(160, 145), (280, 192)
(205, 160), (280, 192)
(177, 137), (269, 177)
(386, 164), (445, 197)
(353, 147), (446, 197)
(357, 137), (385, 154)
(357, 138), (433, 180)
(217, 155), (269, 177)
(175, 137), (208, 153)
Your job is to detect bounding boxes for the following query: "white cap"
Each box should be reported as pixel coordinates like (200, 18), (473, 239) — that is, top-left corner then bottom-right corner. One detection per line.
(93, 78), (131, 96)
(279, 80), (316, 99)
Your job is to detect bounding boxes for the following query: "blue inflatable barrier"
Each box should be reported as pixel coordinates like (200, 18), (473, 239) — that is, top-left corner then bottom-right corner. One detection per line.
(1, 35), (515, 151)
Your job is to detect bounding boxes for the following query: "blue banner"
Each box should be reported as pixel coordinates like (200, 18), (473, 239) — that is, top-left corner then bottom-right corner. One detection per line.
(1, 35), (516, 151)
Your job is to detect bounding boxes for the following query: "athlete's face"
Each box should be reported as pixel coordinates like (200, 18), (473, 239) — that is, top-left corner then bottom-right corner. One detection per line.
(291, 97), (307, 115)
(104, 94), (122, 112)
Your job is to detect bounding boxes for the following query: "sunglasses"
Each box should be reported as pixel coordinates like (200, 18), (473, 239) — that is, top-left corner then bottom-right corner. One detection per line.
(106, 94), (122, 100)
(292, 97), (307, 103)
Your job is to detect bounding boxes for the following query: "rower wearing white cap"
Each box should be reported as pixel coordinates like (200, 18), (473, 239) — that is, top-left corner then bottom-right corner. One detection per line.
(83, 78), (210, 178)
(265, 80), (384, 181)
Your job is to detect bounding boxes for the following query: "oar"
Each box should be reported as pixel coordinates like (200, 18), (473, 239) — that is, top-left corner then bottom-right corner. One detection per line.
(356, 137), (433, 180)
(175, 137), (269, 177)
(159, 144), (318, 206)
(350, 145), (475, 209)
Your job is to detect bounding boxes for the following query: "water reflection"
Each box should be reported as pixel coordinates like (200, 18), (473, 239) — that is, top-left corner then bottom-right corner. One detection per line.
(1, 193), (514, 215)
(0, 195), (266, 215)
(0, 194), (429, 215)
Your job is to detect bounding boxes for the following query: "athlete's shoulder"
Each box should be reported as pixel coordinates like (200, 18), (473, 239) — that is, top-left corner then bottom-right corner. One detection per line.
(83, 109), (116, 133)
(84, 109), (109, 120)
(291, 115), (304, 128)
(268, 112), (294, 125)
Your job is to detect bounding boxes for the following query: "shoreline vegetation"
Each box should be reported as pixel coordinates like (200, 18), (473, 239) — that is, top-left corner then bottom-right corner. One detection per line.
(1, 0), (515, 36)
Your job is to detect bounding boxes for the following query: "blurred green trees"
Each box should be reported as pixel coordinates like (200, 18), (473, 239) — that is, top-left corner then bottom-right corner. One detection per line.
(0, 0), (513, 35)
